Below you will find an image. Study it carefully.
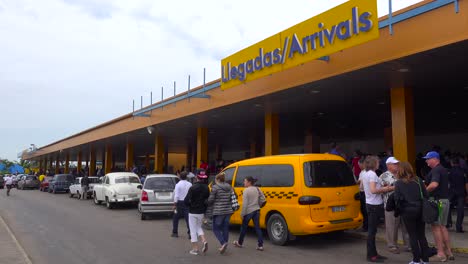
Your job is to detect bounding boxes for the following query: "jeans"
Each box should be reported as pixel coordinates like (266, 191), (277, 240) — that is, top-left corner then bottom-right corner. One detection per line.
(447, 194), (465, 231)
(402, 211), (430, 262)
(360, 191), (368, 230)
(212, 214), (231, 246)
(172, 201), (190, 235)
(238, 210), (263, 247)
(367, 204), (384, 257)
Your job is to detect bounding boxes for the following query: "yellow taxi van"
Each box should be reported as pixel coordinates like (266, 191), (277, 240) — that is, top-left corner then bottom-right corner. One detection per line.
(221, 154), (362, 245)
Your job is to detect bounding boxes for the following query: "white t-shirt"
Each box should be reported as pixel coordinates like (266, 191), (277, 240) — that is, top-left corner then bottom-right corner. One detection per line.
(362, 170), (383, 205)
(4, 176), (13, 185)
(173, 180), (192, 202)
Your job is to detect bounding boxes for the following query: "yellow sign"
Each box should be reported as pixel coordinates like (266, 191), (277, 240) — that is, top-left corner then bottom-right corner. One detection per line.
(221, 0), (379, 90)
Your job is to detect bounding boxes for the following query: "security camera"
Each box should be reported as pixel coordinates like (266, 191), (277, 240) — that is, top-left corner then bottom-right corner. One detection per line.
(146, 126), (155, 134)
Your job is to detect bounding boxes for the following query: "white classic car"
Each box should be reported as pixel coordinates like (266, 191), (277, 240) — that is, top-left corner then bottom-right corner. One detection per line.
(69, 177), (100, 199)
(93, 172), (142, 209)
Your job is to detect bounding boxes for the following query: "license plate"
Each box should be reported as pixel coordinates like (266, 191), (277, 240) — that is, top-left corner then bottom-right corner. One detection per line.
(128, 193), (137, 198)
(156, 192), (171, 197)
(332, 206), (346, 212)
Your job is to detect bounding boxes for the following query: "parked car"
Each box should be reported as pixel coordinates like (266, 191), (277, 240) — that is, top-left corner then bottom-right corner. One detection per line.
(93, 172), (142, 209)
(39, 176), (54, 192)
(48, 174), (74, 194)
(138, 174), (179, 220)
(69, 177), (100, 199)
(17, 175), (40, 190)
(0, 175), (4, 189)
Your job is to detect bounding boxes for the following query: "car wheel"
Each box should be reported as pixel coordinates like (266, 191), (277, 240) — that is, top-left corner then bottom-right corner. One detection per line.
(267, 213), (290, 246)
(141, 213), (147, 221)
(77, 191), (81, 199)
(93, 193), (101, 205)
(105, 197), (114, 209)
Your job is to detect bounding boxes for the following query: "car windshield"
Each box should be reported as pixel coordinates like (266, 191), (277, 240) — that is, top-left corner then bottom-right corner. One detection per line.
(88, 178), (100, 184)
(115, 176), (140, 184)
(56, 175), (74, 182)
(144, 177), (177, 191)
(303, 160), (356, 187)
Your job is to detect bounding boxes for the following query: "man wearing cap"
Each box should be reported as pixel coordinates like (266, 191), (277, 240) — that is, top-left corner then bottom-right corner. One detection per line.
(379, 157), (410, 254)
(172, 171), (192, 238)
(424, 151), (454, 262)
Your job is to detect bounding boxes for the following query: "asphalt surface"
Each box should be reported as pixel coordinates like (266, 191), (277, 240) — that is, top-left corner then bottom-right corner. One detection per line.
(0, 188), (467, 264)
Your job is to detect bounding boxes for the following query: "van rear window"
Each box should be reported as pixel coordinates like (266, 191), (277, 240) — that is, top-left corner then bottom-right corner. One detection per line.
(303, 161), (356, 187)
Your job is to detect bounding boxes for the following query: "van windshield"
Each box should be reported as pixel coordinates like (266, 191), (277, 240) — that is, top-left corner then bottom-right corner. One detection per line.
(303, 161), (356, 187)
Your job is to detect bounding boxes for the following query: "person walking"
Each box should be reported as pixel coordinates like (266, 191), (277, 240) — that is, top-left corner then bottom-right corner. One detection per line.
(447, 158), (467, 233)
(379, 157), (410, 254)
(394, 162), (430, 264)
(362, 156), (392, 262)
(4, 174), (13, 196)
(208, 172), (234, 254)
(172, 171), (192, 238)
(357, 157), (368, 232)
(424, 151), (454, 262)
(233, 176), (265, 251)
(184, 171), (210, 255)
(81, 175), (89, 200)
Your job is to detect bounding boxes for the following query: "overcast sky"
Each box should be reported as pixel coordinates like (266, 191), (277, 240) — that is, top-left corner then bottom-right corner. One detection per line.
(0, 0), (421, 161)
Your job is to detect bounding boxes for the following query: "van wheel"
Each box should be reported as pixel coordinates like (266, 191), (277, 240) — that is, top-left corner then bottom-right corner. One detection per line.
(94, 193), (102, 205)
(105, 197), (114, 209)
(267, 213), (289, 246)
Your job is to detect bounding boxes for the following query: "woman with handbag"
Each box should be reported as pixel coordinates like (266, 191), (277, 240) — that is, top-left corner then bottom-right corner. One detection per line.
(207, 172), (235, 254)
(394, 162), (430, 264)
(233, 176), (265, 251)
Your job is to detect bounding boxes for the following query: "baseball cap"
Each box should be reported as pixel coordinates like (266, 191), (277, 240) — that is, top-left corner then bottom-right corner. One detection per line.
(385, 157), (399, 164)
(423, 151), (440, 160)
(197, 170), (208, 179)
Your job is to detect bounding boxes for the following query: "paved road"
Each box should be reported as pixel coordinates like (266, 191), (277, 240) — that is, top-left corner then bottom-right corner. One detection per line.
(0, 188), (467, 264)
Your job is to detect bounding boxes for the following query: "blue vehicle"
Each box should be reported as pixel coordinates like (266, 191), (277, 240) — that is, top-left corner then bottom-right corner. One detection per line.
(48, 174), (74, 194)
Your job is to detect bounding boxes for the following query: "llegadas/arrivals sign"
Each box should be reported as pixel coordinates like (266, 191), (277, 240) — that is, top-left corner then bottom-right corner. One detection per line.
(221, 0), (379, 90)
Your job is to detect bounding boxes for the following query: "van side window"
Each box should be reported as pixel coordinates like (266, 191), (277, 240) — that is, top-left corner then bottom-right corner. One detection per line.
(235, 165), (294, 187)
(303, 161), (355, 187)
(223, 167), (235, 185)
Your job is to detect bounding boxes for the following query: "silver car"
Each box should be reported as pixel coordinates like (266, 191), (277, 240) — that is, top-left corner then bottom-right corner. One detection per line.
(138, 174), (179, 220)
(18, 175), (40, 190)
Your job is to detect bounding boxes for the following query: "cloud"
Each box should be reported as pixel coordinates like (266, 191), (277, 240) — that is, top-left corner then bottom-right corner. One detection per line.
(61, 0), (117, 19)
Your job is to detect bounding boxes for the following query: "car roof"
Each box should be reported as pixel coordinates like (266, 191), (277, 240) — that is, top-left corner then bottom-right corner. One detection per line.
(145, 174), (178, 179)
(105, 172), (138, 178)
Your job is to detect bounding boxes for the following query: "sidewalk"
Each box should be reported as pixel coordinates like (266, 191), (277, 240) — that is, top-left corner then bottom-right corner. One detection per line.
(0, 215), (32, 264)
(348, 210), (468, 254)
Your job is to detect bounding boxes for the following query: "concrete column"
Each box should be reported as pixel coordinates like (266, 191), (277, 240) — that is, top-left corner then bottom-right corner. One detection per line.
(154, 136), (164, 173)
(391, 87), (415, 166)
(104, 144), (113, 174)
(39, 159), (43, 173)
(250, 142), (257, 158)
(64, 152), (70, 174)
(265, 113), (279, 156)
(197, 127), (208, 168)
(55, 154), (60, 174)
(304, 131), (320, 153)
(49, 158), (53, 173)
(89, 148), (96, 176)
(145, 154), (150, 172)
(125, 142), (134, 172)
(77, 151), (82, 175)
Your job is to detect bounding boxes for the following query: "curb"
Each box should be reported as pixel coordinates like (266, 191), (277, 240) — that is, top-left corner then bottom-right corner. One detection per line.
(0, 215), (33, 264)
(347, 230), (468, 254)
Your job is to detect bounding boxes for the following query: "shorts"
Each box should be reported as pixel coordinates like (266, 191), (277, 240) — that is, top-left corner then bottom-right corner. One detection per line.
(433, 199), (450, 226)
(6, 185), (12, 190)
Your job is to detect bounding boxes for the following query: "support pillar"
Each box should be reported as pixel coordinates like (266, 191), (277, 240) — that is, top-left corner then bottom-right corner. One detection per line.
(145, 154), (150, 172)
(265, 113), (279, 156)
(125, 142), (134, 172)
(154, 136), (164, 173)
(64, 152), (70, 174)
(89, 148), (96, 176)
(197, 127), (208, 168)
(104, 144), (113, 175)
(39, 159), (43, 173)
(304, 130), (320, 153)
(390, 87), (415, 166)
(49, 158), (53, 173)
(77, 151), (82, 176)
(55, 154), (60, 174)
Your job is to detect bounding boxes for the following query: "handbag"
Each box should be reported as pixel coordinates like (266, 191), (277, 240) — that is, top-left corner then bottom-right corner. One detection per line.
(230, 190), (240, 211)
(256, 187), (267, 208)
(417, 178), (439, 224)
